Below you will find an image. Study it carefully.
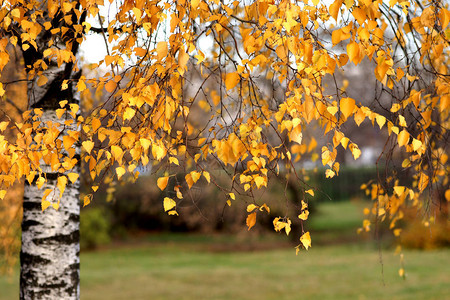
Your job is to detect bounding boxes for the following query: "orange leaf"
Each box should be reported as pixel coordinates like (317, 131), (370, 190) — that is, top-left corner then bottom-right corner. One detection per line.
(340, 97), (355, 118)
(157, 176), (169, 191)
(347, 41), (360, 64)
(105, 80), (117, 93)
(37, 75), (48, 87)
(156, 41), (168, 61)
(225, 72), (240, 90)
(329, 0), (343, 21)
(397, 130), (410, 147)
(246, 212), (257, 230)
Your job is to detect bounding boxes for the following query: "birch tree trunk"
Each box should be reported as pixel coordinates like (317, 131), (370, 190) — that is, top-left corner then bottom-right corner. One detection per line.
(20, 165), (80, 299)
(20, 81), (81, 299)
(18, 2), (84, 299)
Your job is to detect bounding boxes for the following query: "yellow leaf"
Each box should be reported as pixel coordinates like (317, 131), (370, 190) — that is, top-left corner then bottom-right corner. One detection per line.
(52, 201), (60, 210)
(156, 41), (168, 61)
(397, 130), (410, 147)
(77, 80), (86, 92)
(229, 193), (236, 200)
(301, 200), (308, 210)
(132, 7), (142, 22)
(418, 173), (429, 192)
(157, 176), (169, 191)
(111, 145), (124, 162)
(195, 51), (205, 64)
(300, 231), (311, 250)
(152, 144), (166, 161)
(140, 138), (151, 151)
(0, 121), (8, 131)
(124, 107), (135, 120)
(171, 185), (182, 199)
(225, 72), (240, 90)
(254, 176), (265, 188)
(340, 137), (350, 149)
(347, 41), (360, 64)
(412, 138), (422, 152)
(285, 220), (292, 235)
(178, 48), (189, 75)
(290, 126), (303, 144)
(325, 169), (336, 178)
(191, 171), (201, 183)
(398, 268), (405, 277)
(169, 157), (179, 165)
(402, 159), (411, 168)
(399, 115), (407, 127)
(375, 115), (386, 129)
(340, 97), (356, 118)
(81, 141), (94, 154)
(185, 173), (194, 189)
(203, 171), (211, 183)
(116, 166), (126, 179)
(247, 204), (258, 213)
(327, 106), (338, 115)
(11, 8), (20, 18)
(0, 190), (6, 200)
(394, 186), (405, 196)
(163, 197), (176, 212)
(83, 195), (91, 206)
(36, 176), (45, 189)
(353, 107), (366, 126)
(56, 109), (65, 119)
(298, 210), (309, 220)
(246, 212), (257, 230)
(57, 176), (67, 198)
(191, 0), (200, 9)
(68, 173), (79, 183)
(69, 104), (79, 114)
(350, 144), (361, 160)
(42, 200), (51, 211)
(259, 203), (270, 213)
(306, 189), (314, 196)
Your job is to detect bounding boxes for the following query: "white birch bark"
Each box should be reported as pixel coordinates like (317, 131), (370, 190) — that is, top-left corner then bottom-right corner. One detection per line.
(20, 165), (80, 299)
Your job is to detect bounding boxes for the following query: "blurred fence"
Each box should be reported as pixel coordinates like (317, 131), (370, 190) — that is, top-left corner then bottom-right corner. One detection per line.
(308, 166), (380, 202)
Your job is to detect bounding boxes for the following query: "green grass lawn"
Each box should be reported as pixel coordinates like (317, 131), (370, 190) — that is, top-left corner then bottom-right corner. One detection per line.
(1, 201), (448, 299)
(1, 243), (448, 300)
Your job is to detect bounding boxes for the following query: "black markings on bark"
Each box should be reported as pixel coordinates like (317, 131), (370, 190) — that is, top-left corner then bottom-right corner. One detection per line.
(21, 219), (42, 232)
(33, 230), (79, 246)
(20, 252), (51, 266)
(22, 200), (42, 211)
(69, 213), (80, 223)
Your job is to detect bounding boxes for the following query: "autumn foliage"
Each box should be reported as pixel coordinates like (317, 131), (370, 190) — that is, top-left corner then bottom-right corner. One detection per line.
(0, 0), (449, 259)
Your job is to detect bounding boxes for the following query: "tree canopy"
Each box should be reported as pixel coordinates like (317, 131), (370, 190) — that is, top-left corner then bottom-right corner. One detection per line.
(0, 0), (449, 266)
